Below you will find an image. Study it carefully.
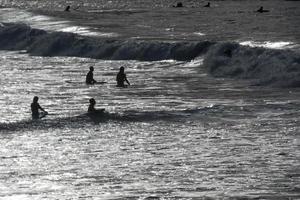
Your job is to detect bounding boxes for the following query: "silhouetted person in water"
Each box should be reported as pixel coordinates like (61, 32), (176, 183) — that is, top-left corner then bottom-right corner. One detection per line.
(65, 6), (70, 12)
(116, 66), (130, 87)
(88, 98), (96, 113)
(173, 2), (183, 7)
(31, 96), (47, 119)
(204, 2), (210, 7)
(257, 6), (269, 13)
(86, 66), (97, 84)
(88, 98), (105, 113)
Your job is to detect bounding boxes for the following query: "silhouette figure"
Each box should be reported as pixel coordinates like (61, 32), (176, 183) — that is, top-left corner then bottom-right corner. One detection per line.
(88, 98), (96, 113)
(204, 2), (210, 7)
(116, 66), (130, 87)
(88, 98), (105, 113)
(31, 96), (47, 119)
(257, 6), (269, 13)
(86, 66), (97, 84)
(65, 6), (70, 12)
(173, 2), (183, 7)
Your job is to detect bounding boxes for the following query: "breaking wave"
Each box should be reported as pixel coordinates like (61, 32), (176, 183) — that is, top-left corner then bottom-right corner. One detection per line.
(0, 23), (213, 61)
(203, 42), (300, 87)
(0, 23), (299, 87)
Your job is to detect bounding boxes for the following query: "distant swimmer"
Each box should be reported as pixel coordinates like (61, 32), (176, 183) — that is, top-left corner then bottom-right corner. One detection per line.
(204, 2), (210, 7)
(88, 98), (105, 113)
(257, 6), (269, 13)
(65, 5), (70, 12)
(116, 66), (130, 87)
(31, 96), (47, 119)
(173, 2), (183, 8)
(86, 66), (97, 84)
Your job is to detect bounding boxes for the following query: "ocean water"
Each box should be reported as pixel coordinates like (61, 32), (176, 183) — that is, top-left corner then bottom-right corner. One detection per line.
(0, 0), (300, 199)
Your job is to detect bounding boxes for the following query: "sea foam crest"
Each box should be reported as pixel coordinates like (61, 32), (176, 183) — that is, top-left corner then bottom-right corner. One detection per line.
(0, 23), (213, 61)
(1, 23), (299, 88)
(203, 42), (300, 87)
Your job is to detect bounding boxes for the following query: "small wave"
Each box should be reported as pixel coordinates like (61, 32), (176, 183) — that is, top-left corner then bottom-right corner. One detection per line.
(203, 42), (300, 87)
(0, 106), (220, 132)
(0, 23), (213, 61)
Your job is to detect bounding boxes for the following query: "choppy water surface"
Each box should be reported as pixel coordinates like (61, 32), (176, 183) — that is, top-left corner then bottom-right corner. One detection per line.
(0, 51), (299, 199)
(0, 0), (300, 199)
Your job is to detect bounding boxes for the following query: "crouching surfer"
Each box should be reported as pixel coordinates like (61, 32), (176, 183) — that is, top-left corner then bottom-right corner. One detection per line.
(31, 96), (48, 119)
(86, 66), (97, 85)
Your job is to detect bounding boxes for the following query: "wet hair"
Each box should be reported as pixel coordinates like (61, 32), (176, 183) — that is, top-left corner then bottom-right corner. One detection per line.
(119, 66), (124, 72)
(90, 66), (94, 71)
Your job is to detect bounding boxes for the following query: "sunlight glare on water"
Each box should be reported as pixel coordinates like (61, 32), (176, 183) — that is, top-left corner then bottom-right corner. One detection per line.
(0, 50), (299, 199)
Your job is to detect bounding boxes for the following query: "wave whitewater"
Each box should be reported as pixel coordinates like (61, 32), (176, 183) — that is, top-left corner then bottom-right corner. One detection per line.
(203, 42), (300, 88)
(0, 23), (213, 61)
(0, 23), (299, 87)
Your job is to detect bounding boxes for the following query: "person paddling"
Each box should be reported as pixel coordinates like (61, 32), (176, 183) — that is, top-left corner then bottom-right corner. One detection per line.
(86, 66), (97, 84)
(204, 2), (210, 7)
(116, 66), (130, 87)
(31, 96), (47, 119)
(257, 6), (269, 13)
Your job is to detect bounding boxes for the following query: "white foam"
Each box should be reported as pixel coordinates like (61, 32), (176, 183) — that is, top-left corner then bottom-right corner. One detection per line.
(0, 8), (118, 37)
(240, 40), (295, 50)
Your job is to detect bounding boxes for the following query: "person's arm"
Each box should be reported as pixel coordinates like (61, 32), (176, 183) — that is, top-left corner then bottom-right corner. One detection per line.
(38, 103), (46, 112)
(125, 74), (130, 85)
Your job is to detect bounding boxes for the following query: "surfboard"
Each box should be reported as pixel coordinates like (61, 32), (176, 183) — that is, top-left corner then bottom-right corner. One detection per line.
(39, 111), (48, 119)
(65, 81), (107, 84)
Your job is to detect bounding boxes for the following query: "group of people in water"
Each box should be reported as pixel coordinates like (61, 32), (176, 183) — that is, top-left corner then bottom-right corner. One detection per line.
(173, 2), (268, 12)
(31, 66), (130, 119)
(65, 2), (269, 14)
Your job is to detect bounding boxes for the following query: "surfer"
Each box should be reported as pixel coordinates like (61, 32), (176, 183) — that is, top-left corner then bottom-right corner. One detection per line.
(204, 2), (210, 7)
(257, 6), (269, 13)
(116, 66), (130, 87)
(88, 98), (105, 113)
(86, 66), (97, 84)
(65, 5), (70, 12)
(31, 96), (47, 119)
(173, 2), (183, 8)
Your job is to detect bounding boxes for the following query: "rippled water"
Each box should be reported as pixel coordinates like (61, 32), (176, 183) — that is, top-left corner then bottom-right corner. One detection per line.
(0, 0), (300, 199)
(0, 50), (299, 199)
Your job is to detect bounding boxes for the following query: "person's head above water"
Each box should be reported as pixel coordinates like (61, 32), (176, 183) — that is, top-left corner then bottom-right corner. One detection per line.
(204, 2), (210, 7)
(65, 5), (70, 12)
(89, 98), (96, 105)
(33, 96), (39, 103)
(90, 66), (94, 71)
